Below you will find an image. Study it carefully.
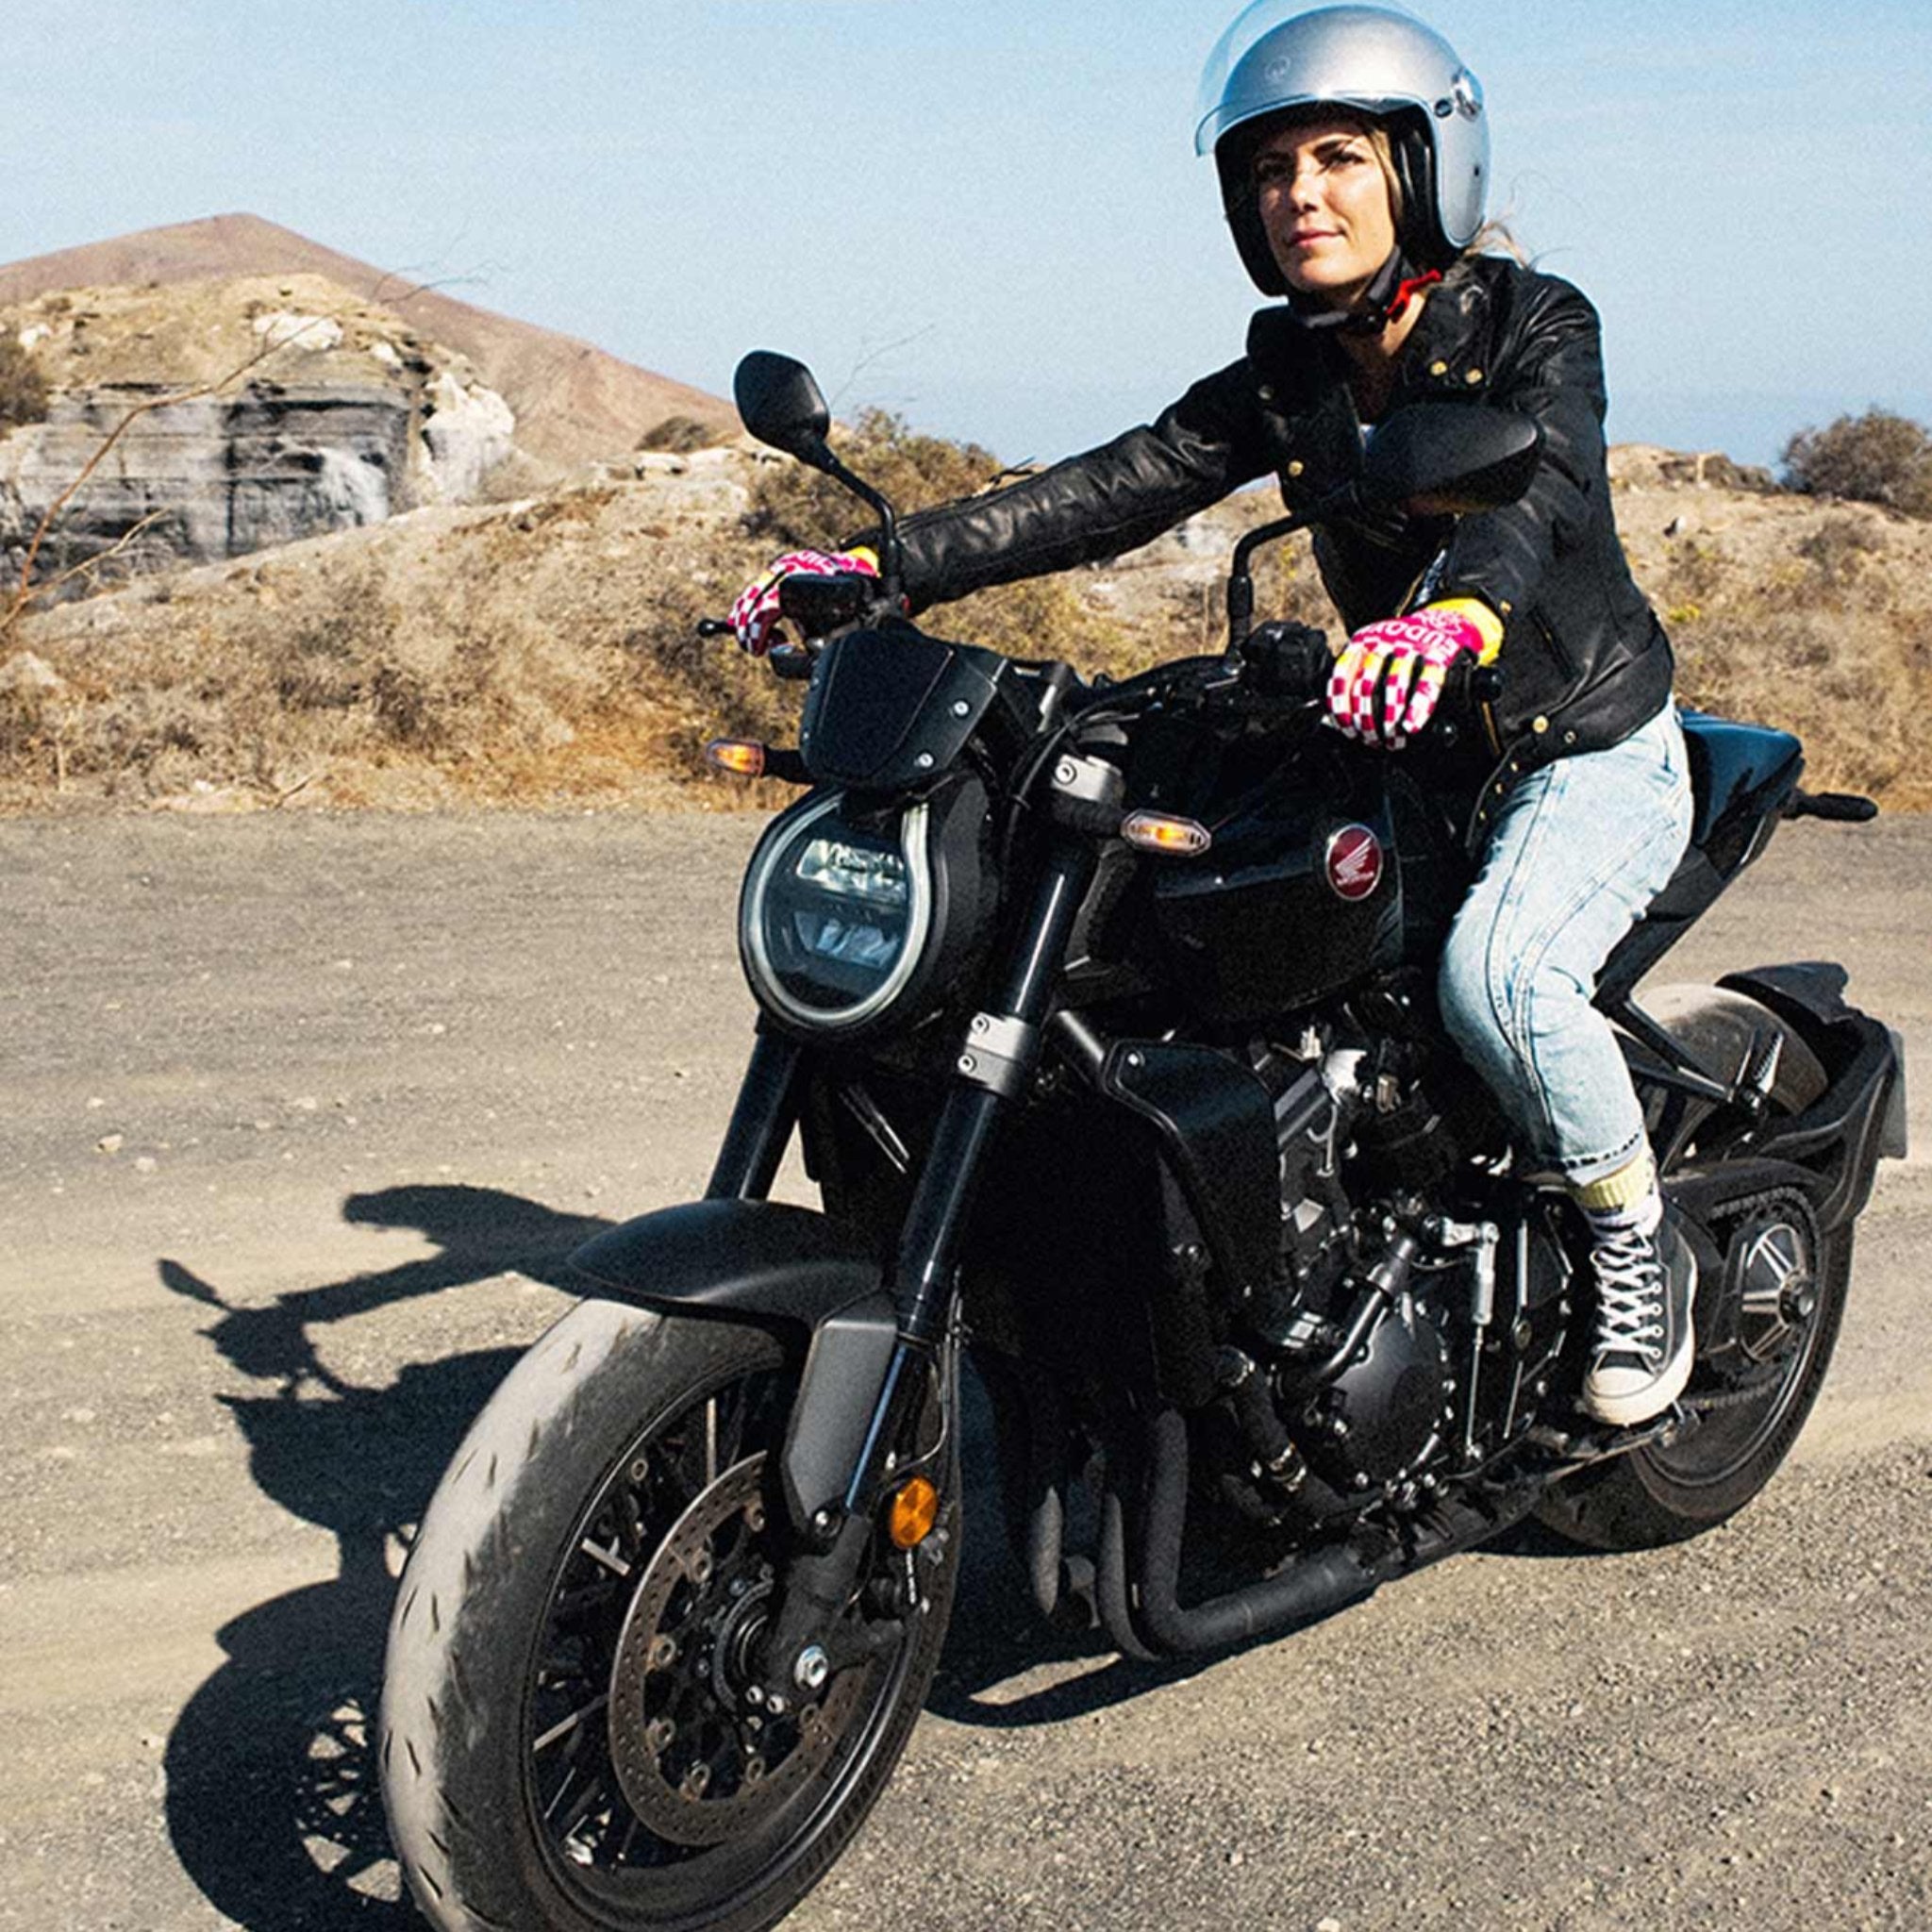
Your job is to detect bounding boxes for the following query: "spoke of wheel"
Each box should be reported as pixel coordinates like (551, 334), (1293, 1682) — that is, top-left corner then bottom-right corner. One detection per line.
(706, 1396), (719, 1487)
(553, 1769), (613, 1842)
(542, 1763), (581, 1826)
(580, 1537), (632, 1579)
(533, 1693), (609, 1755)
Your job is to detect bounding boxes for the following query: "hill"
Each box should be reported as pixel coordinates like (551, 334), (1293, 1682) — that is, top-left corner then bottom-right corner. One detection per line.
(2, 426), (1926, 815)
(0, 214), (733, 466)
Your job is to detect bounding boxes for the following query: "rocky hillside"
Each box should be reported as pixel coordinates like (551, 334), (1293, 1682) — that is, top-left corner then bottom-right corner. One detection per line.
(0, 214), (734, 466)
(4, 424), (1926, 817)
(1, 273), (522, 585)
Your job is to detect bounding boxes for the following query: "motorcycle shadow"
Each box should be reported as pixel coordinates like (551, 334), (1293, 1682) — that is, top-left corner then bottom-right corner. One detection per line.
(158, 1183), (608, 1931)
(156, 1182), (1222, 1922)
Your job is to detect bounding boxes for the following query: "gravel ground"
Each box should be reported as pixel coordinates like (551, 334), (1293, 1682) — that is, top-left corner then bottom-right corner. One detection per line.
(0, 808), (1925, 1931)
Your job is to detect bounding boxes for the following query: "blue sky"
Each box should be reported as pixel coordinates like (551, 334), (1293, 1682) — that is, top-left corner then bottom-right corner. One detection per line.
(8, 1), (1931, 467)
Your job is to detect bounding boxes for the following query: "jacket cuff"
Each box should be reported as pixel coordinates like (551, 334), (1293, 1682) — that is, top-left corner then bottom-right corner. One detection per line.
(1424, 595), (1506, 664)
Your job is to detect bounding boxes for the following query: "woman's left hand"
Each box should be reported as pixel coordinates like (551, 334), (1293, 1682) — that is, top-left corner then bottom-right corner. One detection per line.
(1326, 600), (1501, 748)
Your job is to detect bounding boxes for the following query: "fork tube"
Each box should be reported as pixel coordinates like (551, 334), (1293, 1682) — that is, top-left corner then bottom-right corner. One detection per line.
(891, 836), (1099, 1348)
(705, 1027), (803, 1201)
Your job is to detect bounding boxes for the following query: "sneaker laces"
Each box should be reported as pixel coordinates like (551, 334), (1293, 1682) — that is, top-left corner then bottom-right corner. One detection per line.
(1591, 1225), (1667, 1366)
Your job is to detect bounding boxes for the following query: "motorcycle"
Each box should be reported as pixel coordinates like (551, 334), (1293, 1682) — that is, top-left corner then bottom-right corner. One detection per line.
(380, 352), (1907, 1932)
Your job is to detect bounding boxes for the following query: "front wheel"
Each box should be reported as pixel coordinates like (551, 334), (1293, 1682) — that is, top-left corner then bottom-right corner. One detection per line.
(381, 1300), (958, 1932)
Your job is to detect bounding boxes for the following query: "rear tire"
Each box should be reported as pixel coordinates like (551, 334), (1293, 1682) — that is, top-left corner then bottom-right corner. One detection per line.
(381, 1300), (958, 1932)
(1538, 986), (1846, 1551)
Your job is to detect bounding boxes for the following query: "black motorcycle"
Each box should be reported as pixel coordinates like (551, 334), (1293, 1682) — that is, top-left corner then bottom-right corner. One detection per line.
(380, 354), (1907, 1932)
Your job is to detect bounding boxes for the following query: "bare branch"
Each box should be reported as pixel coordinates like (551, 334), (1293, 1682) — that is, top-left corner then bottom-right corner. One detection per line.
(25, 508), (170, 606)
(2, 310), (336, 636)
(825, 323), (941, 416)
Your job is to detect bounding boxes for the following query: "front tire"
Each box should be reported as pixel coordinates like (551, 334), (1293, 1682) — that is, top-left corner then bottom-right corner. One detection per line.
(381, 1300), (958, 1932)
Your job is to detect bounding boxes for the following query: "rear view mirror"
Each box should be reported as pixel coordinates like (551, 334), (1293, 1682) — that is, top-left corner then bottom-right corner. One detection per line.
(733, 352), (834, 467)
(1361, 406), (1541, 516)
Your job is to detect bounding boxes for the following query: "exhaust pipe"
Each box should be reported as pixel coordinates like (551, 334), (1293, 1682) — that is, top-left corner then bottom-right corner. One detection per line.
(1102, 1407), (1522, 1658)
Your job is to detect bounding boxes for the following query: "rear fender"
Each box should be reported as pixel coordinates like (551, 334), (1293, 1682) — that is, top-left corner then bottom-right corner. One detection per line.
(1716, 965), (1907, 1228)
(571, 1201), (898, 1534)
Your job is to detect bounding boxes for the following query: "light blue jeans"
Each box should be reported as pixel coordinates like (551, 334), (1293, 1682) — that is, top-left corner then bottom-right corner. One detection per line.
(1437, 704), (1695, 1187)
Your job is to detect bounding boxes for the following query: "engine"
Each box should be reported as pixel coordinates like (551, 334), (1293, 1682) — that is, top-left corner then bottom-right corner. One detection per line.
(1209, 1020), (1576, 1528)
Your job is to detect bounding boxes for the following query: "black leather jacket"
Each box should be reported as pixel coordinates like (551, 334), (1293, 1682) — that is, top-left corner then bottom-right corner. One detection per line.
(884, 256), (1673, 774)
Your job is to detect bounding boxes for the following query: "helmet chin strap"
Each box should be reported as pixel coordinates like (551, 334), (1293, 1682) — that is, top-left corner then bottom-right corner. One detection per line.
(1285, 248), (1441, 338)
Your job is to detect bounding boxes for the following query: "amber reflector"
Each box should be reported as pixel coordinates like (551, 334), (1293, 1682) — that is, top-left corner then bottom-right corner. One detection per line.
(888, 1475), (940, 1549)
(1121, 810), (1211, 857)
(706, 738), (766, 778)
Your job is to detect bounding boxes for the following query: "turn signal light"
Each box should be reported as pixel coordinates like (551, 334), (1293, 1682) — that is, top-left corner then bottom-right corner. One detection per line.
(1121, 810), (1212, 857)
(706, 738), (767, 778)
(888, 1475), (940, 1549)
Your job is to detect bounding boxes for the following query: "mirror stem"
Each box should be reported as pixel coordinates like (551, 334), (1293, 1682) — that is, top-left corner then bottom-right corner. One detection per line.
(817, 445), (906, 600)
(1224, 486), (1355, 653)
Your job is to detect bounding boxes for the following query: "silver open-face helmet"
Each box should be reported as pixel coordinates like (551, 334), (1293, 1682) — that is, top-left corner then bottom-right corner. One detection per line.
(1195, 1), (1489, 293)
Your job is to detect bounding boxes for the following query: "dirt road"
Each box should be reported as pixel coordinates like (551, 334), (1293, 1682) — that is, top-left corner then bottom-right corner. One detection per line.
(2, 810), (1926, 1931)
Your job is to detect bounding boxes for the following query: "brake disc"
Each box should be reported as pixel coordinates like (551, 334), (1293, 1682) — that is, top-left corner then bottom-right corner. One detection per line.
(608, 1454), (872, 1846)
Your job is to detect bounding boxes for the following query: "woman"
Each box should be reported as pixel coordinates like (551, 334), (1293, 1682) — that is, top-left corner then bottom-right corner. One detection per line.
(728, 1), (1696, 1428)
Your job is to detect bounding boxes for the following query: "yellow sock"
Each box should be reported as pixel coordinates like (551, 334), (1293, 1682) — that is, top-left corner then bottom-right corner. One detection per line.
(1571, 1151), (1657, 1215)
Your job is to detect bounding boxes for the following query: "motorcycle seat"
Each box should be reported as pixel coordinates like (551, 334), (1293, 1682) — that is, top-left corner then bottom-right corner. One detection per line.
(1678, 710), (1803, 854)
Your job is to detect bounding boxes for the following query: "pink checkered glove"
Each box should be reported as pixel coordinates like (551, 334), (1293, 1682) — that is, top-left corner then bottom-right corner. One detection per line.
(727, 547), (878, 656)
(1326, 601), (1499, 749)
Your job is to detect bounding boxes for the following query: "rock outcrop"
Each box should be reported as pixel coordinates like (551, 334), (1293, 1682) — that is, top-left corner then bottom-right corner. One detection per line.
(0, 273), (518, 590)
(0, 214), (736, 467)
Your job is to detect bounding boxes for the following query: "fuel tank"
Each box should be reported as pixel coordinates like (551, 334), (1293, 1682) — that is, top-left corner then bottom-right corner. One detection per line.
(1149, 753), (1408, 1023)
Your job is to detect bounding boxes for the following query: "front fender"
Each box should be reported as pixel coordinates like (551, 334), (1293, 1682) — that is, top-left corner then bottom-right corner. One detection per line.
(571, 1199), (884, 1326)
(571, 1200), (898, 1533)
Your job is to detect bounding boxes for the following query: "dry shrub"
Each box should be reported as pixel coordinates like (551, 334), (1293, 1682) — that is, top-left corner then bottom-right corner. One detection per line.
(741, 408), (1148, 677)
(1669, 547), (1932, 811)
(0, 484), (793, 807)
(1782, 408), (1932, 518)
(1660, 537), (1725, 620)
(638, 415), (717, 455)
(745, 408), (1012, 544)
(1793, 514), (1886, 589)
(0, 333), (49, 433)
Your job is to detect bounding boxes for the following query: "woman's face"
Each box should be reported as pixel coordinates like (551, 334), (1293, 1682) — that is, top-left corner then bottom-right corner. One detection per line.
(1253, 117), (1398, 306)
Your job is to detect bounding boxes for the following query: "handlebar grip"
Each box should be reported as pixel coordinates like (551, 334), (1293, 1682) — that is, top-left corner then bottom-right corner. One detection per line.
(696, 617), (734, 639)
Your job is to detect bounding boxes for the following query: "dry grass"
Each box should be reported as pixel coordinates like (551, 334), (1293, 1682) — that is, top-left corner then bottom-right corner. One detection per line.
(1663, 513), (1932, 811)
(2, 422), (1927, 815)
(0, 482), (790, 810)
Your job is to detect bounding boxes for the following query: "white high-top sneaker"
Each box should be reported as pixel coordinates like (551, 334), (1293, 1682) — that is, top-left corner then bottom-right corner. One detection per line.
(1581, 1212), (1697, 1425)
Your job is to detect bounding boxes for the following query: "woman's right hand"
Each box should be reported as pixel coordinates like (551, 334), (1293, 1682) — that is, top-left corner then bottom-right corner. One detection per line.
(727, 547), (879, 656)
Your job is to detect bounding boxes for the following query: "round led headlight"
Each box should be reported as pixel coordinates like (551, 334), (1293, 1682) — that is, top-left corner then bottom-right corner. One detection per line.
(740, 792), (936, 1034)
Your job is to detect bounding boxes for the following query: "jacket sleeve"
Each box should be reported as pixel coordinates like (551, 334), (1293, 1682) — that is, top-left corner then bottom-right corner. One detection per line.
(869, 361), (1273, 614)
(1433, 277), (1610, 624)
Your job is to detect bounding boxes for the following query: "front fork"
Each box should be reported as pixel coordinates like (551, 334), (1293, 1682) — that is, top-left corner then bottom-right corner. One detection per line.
(715, 836), (1099, 1694)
